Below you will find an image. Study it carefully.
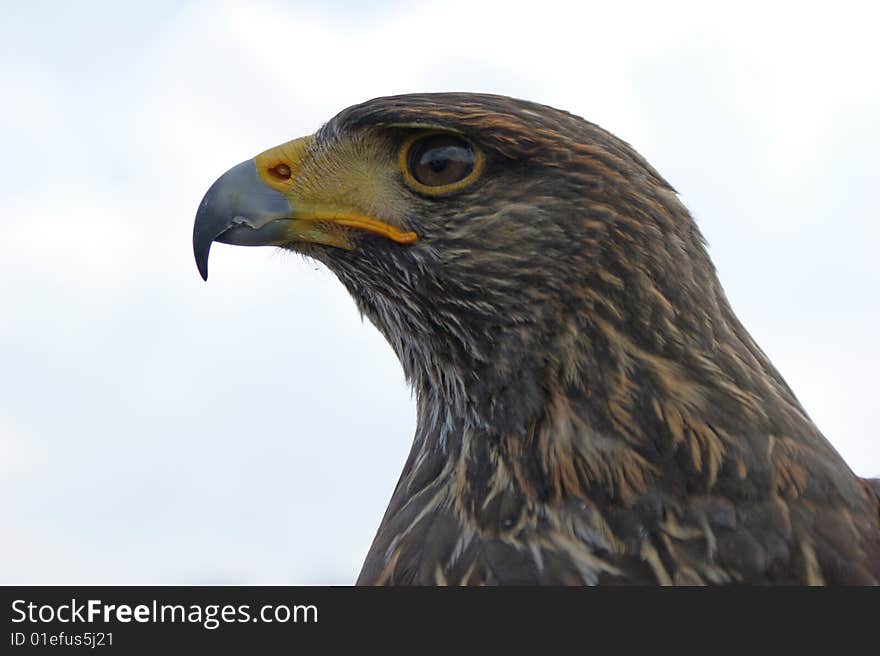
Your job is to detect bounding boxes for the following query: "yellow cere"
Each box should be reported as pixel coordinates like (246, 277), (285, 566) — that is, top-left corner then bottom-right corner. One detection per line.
(253, 135), (418, 245)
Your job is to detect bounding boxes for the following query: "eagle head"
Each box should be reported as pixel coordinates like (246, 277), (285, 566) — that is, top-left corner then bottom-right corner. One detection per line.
(194, 94), (714, 433)
(193, 93), (880, 585)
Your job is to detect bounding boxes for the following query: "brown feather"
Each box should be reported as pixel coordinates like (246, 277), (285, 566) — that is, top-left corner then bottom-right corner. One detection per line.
(276, 93), (880, 584)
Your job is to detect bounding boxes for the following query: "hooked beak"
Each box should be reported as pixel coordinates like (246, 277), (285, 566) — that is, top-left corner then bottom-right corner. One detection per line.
(193, 154), (419, 281)
(192, 159), (293, 281)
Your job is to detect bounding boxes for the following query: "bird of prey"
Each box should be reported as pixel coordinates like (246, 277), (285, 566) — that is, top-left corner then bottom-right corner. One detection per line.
(193, 93), (880, 585)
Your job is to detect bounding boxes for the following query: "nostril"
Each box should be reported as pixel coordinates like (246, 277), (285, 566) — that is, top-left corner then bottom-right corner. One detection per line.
(269, 163), (292, 180)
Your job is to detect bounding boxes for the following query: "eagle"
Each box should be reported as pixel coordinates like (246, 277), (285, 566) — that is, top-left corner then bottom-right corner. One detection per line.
(193, 93), (880, 585)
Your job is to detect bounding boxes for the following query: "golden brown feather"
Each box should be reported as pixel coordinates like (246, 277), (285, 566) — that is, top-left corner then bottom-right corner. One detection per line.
(194, 93), (880, 585)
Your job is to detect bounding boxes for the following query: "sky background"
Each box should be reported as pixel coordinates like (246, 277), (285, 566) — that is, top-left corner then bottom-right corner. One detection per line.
(1, 0), (878, 584)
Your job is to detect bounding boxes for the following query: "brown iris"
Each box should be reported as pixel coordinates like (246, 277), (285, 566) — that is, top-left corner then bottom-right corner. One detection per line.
(407, 134), (476, 187)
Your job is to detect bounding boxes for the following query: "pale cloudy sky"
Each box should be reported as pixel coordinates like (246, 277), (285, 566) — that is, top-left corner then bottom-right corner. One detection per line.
(1, 0), (878, 583)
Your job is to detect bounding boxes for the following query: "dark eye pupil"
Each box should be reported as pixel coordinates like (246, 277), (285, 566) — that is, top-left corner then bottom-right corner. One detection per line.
(408, 135), (475, 187)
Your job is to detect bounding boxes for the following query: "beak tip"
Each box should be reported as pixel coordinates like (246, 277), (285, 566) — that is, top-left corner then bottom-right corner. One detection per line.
(194, 233), (211, 281)
(195, 249), (210, 281)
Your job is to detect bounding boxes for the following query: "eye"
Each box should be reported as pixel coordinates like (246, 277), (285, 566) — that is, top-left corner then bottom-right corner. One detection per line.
(404, 134), (481, 192)
(269, 163), (292, 180)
